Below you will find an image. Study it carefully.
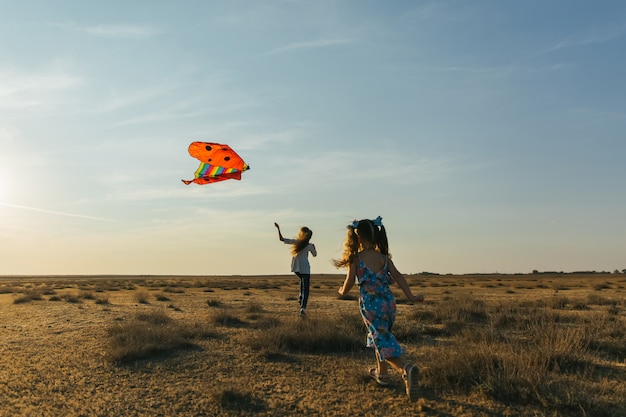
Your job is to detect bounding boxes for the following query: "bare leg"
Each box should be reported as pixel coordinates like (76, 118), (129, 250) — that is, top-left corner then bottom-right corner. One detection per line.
(386, 355), (419, 402)
(376, 351), (390, 376)
(385, 356), (409, 373)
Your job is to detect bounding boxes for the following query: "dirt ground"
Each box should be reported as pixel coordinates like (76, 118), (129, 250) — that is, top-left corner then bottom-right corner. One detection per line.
(1, 273), (624, 416)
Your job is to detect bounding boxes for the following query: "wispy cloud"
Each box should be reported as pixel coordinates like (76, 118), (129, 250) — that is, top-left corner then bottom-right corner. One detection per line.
(91, 86), (173, 114)
(266, 38), (352, 55)
(0, 70), (82, 109)
(0, 203), (116, 222)
(110, 109), (209, 128)
(432, 62), (567, 76)
(401, 1), (471, 23)
(55, 23), (160, 39)
(267, 149), (455, 189)
(111, 100), (263, 128)
(401, 2), (448, 21)
(237, 125), (309, 151)
(545, 24), (626, 53)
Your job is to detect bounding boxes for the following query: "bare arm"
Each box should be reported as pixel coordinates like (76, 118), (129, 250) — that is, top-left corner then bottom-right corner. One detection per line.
(389, 259), (424, 303)
(310, 243), (317, 257)
(274, 222), (285, 242)
(338, 261), (357, 296)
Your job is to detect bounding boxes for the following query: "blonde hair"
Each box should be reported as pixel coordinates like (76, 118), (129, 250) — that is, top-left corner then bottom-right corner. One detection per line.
(291, 227), (312, 256)
(333, 219), (389, 268)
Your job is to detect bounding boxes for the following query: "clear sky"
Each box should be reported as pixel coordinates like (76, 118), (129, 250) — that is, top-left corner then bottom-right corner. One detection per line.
(1, 1), (625, 276)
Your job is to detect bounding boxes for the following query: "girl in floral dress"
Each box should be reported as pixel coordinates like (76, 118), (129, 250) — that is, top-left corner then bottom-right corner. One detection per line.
(335, 217), (424, 402)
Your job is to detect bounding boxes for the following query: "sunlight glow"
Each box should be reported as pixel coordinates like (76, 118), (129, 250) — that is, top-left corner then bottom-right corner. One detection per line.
(0, 169), (15, 202)
(0, 174), (7, 200)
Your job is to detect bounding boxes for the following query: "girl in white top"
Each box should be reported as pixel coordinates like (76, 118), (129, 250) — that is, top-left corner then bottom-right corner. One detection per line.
(275, 222), (317, 317)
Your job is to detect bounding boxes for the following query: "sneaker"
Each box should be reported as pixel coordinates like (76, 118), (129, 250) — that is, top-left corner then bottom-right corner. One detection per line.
(403, 364), (419, 402)
(299, 308), (306, 318)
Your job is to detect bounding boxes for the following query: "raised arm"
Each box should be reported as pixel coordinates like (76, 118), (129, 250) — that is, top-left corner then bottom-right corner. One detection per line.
(389, 259), (424, 303)
(274, 222), (285, 242)
(338, 260), (357, 296)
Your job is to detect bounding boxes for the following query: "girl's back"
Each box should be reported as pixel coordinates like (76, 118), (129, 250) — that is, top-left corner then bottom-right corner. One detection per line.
(357, 249), (387, 275)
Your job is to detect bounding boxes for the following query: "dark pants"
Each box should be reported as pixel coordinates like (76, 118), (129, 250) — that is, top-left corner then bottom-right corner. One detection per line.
(295, 272), (310, 310)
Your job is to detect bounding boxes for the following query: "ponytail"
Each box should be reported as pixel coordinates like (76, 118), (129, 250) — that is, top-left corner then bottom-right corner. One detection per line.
(333, 216), (391, 268)
(377, 225), (389, 257)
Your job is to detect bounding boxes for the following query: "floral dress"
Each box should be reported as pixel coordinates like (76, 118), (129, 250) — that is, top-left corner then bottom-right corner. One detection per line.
(355, 257), (403, 360)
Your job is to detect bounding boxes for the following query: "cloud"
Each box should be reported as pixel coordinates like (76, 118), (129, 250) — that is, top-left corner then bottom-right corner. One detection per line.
(401, 1), (471, 22)
(0, 69), (82, 109)
(110, 109), (209, 128)
(56, 23), (160, 39)
(91, 86), (174, 114)
(433, 62), (567, 77)
(266, 38), (352, 55)
(545, 23), (626, 53)
(103, 181), (268, 203)
(236, 125), (309, 151)
(265, 149), (455, 191)
(106, 76), (264, 127)
(401, 2), (448, 21)
(0, 202), (116, 222)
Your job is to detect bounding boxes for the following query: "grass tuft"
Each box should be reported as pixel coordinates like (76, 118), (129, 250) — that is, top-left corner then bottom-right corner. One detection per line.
(246, 313), (364, 354)
(206, 298), (222, 307)
(106, 310), (215, 364)
(415, 294), (623, 415)
(210, 310), (246, 327)
(13, 290), (43, 304)
(133, 290), (150, 304)
(211, 387), (266, 413)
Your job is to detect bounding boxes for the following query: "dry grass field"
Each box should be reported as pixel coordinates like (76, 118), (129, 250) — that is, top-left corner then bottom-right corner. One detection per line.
(1, 273), (625, 417)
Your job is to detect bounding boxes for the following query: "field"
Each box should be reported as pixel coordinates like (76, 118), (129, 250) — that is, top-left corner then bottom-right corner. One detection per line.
(1, 273), (625, 417)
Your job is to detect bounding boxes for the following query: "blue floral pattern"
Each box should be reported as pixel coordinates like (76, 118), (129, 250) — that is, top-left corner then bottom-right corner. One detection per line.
(356, 258), (403, 360)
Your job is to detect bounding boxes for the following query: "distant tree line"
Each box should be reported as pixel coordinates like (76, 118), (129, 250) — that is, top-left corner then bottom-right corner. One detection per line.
(532, 269), (626, 275)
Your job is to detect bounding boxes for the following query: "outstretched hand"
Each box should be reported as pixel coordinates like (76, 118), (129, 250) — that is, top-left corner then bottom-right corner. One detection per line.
(409, 294), (425, 303)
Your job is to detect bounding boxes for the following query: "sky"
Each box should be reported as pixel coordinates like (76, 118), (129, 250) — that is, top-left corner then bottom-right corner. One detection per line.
(1, 1), (625, 276)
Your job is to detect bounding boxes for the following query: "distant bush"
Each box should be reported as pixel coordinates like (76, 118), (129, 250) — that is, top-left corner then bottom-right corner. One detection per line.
(61, 293), (82, 303)
(133, 290), (150, 304)
(594, 283), (612, 291)
(79, 290), (95, 300)
(41, 287), (57, 296)
(155, 293), (171, 302)
(94, 294), (110, 305)
(106, 310), (215, 364)
(0, 285), (16, 294)
(13, 290), (43, 304)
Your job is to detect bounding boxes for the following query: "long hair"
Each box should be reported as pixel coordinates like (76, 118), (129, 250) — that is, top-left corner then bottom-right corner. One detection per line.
(333, 219), (390, 268)
(292, 227), (312, 256)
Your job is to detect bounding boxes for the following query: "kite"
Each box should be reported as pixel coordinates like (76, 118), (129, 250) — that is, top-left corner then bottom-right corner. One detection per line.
(182, 141), (250, 185)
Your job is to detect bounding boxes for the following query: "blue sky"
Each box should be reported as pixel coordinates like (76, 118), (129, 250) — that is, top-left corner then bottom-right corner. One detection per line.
(1, 1), (625, 276)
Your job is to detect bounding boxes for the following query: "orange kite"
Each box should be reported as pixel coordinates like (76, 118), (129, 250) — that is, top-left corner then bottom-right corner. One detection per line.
(182, 142), (250, 185)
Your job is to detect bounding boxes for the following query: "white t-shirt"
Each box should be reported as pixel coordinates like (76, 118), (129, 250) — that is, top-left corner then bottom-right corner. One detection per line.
(283, 238), (317, 274)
